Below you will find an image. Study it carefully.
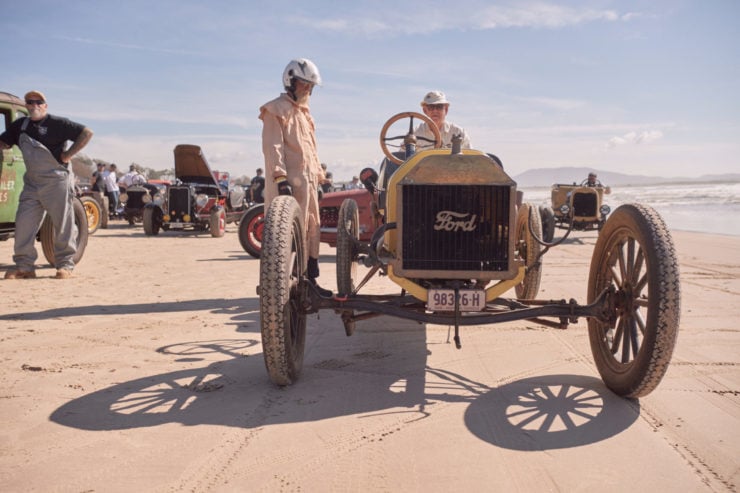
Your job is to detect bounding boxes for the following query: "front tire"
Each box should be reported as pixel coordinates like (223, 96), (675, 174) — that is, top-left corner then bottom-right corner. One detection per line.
(588, 204), (680, 398)
(260, 196), (307, 386)
(143, 207), (161, 236)
(80, 196), (102, 234)
(40, 197), (89, 267)
(514, 203), (543, 299)
(238, 204), (264, 258)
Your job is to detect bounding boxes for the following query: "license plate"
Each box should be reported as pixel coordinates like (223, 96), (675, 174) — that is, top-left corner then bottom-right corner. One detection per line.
(427, 289), (485, 312)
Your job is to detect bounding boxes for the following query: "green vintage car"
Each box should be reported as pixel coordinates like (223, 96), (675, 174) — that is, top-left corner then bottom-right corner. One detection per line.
(0, 91), (88, 266)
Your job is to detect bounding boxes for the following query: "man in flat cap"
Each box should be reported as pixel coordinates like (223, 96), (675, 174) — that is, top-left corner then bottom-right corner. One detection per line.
(0, 90), (93, 279)
(415, 90), (471, 150)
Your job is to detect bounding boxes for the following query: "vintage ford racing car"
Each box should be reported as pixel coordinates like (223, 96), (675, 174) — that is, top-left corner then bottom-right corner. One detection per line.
(257, 111), (680, 399)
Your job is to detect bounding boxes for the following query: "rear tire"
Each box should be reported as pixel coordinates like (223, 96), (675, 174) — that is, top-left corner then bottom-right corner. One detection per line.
(539, 205), (555, 243)
(100, 196), (109, 229)
(336, 199), (359, 336)
(336, 199), (359, 297)
(260, 196), (307, 386)
(238, 204), (264, 258)
(588, 204), (680, 397)
(514, 203), (542, 299)
(40, 197), (89, 267)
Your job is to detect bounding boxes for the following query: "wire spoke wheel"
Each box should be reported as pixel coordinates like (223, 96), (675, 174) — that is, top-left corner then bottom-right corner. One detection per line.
(238, 204), (264, 258)
(514, 203), (542, 299)
(588, 204), (680, 397)
(80, 196), (102, 234)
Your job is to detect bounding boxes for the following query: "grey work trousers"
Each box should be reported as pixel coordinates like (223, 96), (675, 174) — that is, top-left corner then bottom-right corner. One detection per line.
(13, 134), (77, 271)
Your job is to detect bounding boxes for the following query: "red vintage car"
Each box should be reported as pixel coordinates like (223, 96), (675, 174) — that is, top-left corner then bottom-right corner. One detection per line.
(319, 187), (377, 247)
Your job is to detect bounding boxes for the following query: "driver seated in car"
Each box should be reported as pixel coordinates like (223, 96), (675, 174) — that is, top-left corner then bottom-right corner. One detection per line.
(414, 91), (471, 150)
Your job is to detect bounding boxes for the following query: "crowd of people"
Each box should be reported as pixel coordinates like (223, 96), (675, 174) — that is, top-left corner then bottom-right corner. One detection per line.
(2, 60), (471, 287)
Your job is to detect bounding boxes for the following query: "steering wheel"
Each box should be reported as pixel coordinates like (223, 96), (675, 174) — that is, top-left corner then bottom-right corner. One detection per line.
(380, 112), (443, 165)
(580, 179), (602, 187)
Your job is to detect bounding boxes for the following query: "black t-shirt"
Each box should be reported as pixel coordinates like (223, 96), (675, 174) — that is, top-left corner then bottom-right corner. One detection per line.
(0, 114), (86, 164)
(92, 170), (106, 191)
(251, 175), (265, 202)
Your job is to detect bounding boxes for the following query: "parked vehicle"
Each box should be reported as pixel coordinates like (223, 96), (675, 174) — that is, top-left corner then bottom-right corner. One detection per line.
(543, 180), (612, 238)
(143, 145), (246, 237)
(1, 91), (88, 264)
(76, 185), (108, 234)
(319, 188), (376, 248)
(257, 111), (680, 400)
(121, 180), (167, 226)
(238, 185), (378, 259)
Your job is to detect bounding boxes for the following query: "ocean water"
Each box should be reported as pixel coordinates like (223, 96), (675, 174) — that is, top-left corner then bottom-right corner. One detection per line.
(519, 182), (740, 237)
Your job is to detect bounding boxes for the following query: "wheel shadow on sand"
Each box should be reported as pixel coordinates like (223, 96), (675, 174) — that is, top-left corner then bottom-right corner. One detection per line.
(49, 319), (639, 451)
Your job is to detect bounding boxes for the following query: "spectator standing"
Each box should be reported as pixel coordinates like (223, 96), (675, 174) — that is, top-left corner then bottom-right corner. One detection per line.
(259, 58), (330, 296)
(104, 164), (120, 215)
(321, 171), (333, 193)
(0, 90), (93, 279)
(250, 167), (265, 203)
(91, 162), (106, 192)
(345, 176), (361, 190)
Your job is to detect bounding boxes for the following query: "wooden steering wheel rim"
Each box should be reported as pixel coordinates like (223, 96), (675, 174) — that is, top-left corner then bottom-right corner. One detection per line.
(379, 111), (443, 165)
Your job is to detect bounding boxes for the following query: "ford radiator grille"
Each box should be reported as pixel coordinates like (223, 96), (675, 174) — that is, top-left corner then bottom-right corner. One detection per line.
(168, 187), (191, 221)
(401, 184), (510, 271)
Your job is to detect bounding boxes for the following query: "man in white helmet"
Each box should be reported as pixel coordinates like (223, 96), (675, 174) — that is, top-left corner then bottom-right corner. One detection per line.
(259, 58), (331, 297)
(415, 91), (471, 150)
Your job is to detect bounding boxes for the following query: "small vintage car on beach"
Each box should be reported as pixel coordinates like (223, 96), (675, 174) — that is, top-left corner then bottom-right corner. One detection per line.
(543, 179), (612, 239)
(1, 91), (88, 265)
(143, 144), (246, 237)
(257, 110), (681, 400)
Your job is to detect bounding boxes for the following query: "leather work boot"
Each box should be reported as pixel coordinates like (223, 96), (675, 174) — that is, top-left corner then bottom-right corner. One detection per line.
(55, 269), (73, 279)
(4, 269), (37, 279)
(307, 257), (332, 298)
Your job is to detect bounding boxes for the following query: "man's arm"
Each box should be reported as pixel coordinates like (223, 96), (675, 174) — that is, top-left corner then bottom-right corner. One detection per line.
(60, 127), (94, 164)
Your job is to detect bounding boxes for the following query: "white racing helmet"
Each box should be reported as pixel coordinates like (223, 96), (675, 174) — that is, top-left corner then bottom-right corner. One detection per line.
(283, 58), (322, 88)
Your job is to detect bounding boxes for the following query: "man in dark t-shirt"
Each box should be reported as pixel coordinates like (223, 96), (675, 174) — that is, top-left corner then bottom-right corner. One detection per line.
(250, 167), (265, 203)
(0, 90), (93, 279)
(92, 162), (106, 192)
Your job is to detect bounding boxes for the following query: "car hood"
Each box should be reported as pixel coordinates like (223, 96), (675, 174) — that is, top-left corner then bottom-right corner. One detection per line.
(173, 144), (219, 186)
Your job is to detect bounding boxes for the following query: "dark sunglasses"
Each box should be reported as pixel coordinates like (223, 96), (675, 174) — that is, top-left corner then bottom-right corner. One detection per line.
(25, 99), (45, 105)
(426, 104), (446, 111)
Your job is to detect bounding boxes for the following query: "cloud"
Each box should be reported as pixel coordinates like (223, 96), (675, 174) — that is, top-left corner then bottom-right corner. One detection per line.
(607, 130), (664, 148)
(288, 1), (636, 37)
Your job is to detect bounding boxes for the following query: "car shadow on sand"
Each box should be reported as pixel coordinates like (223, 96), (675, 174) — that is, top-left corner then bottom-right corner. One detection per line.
(49, 314), (639, 451)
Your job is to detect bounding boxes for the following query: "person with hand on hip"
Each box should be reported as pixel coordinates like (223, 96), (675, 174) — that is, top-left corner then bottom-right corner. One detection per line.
(0, 90), (93, 279)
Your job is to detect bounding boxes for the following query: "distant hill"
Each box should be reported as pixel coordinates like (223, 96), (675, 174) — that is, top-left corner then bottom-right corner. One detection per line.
(512, 166), (740, 188)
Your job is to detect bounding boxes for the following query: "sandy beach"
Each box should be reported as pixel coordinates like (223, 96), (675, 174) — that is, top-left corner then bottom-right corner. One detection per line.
(0, 223), (738, 492)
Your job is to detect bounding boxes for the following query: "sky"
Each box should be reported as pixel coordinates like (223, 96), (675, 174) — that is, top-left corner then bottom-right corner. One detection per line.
(2, 0), (738, 182)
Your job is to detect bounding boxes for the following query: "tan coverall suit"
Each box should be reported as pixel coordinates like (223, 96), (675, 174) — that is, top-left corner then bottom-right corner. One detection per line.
(259, 93), (324, 259)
